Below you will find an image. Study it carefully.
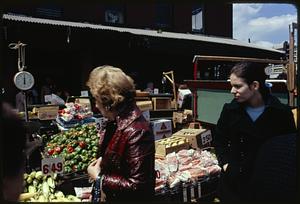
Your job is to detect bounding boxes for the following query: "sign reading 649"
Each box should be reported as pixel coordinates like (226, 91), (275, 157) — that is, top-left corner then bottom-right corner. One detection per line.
(41, 157), (64, 175)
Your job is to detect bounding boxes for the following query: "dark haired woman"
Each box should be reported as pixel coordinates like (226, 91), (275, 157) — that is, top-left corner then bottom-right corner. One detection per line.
(214, 62), (296, 201)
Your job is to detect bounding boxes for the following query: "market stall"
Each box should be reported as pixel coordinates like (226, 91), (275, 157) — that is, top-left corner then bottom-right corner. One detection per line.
(16, 85), (220, 202)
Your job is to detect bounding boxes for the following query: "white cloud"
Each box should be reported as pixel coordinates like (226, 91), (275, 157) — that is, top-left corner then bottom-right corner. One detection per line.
(253, 40), (277, 49)
(233, 4), (297, 48)
(233, 4), (263, 42)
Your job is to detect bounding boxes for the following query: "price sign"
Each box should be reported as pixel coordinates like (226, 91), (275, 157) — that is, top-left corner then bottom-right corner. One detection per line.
(81, 90), (89, 97)
(41, 157), (64, 175)
(95, 117), (107, 131)
(201, 130), (212, 146)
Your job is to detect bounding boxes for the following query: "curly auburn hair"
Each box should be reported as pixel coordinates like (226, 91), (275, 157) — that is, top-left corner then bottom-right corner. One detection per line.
(86, 65), (136, 110)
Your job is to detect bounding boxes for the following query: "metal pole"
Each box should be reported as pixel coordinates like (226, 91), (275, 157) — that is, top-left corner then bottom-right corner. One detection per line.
(193, 61), (198, 120)
(23, 91), (29, 122)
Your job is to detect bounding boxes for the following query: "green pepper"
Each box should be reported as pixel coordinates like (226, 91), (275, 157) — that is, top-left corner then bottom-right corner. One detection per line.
(92, 146), (98, 153)
(82, 155), (88, 162)
(75, 146), (81, 153)
(85, 137), (91, 143)
(82, 163), (88, 170)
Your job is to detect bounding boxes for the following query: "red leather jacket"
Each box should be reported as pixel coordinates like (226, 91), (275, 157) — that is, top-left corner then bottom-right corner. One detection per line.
(99, 103), (155, 202)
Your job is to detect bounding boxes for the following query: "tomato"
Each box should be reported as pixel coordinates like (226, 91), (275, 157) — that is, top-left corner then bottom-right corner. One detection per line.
(79, 141), (86, 149)
(54, 146), (62, 154)
(72, 165), (78, 172)
(48, 149), (54, 155)
(67, 146), (74, 153)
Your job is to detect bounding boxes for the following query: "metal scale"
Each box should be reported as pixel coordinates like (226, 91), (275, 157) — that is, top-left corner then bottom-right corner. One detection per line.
(9, 41), (42, 171)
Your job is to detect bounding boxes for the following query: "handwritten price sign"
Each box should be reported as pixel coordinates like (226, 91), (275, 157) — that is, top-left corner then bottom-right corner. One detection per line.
(41, 157), (64, 175)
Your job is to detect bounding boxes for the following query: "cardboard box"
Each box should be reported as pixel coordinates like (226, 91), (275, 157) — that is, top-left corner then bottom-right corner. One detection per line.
(152, 97), (172, 110)
(151, 119), (172, 140)
(67, 96), (92, 112)
(75, 98), (92, 112)
(155, 136), (190, 157)
(173, 128), (212, 149)
(142, 110), (150, 122)
(35, 105), (59, 120)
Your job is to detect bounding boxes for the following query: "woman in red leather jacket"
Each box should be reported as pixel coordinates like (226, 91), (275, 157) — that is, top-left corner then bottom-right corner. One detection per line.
(86, 65), (155, 202)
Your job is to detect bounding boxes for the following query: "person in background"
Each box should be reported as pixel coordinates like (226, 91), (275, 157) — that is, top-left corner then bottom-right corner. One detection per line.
(15, 88), (39, 112)
(144, 82), (154, 93)
(40, 77), (56, 103)
(0, 101), (27, 202)
(249, 133), (296, 202)
(214, 61), (296, 202)
(16, 91), (28, 112)
(55, 88), (70, 102)
(86, 65), (155, 202)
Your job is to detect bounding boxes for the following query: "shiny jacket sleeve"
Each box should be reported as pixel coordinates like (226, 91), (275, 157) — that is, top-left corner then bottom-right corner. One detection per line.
(214, 104), (230, 167)
(101, 128), (155, 193)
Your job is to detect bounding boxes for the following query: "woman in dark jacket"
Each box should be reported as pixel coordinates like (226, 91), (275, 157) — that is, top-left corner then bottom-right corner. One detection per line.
(86, 65), (155, 202)
(214, 62), (296, 201)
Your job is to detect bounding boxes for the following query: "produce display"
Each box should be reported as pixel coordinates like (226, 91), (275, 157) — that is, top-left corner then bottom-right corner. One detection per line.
(58, 102), (93, 122)
(155, 149), (221, 191)
(156, 136), (188, 148)
(24, 109), (221, 202)
(44, 124), (99, 174)
(20, 171), (81, 202)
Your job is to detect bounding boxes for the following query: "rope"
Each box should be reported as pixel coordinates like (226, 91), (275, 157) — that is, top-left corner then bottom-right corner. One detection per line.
(8, 41), (27, 71)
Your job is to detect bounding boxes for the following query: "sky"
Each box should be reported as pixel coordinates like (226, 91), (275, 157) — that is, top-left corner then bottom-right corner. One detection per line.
(233, 3), (297, 49)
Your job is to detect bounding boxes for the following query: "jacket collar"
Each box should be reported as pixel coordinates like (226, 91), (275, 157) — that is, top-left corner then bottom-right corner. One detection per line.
(115, 102), (142, 131)
(265, 95), (287, 110)
(227, 95), (285, 110)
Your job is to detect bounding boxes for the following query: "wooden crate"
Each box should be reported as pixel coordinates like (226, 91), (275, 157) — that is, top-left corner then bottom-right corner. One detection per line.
(136, 100), (153, 111)
(155, 136), (189, 157)
(173, 128), (212, 149)
(136, 91), (150, 97)
(152, 97), (172, 110)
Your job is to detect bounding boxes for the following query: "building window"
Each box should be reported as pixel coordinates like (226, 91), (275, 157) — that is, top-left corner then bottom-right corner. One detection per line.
(192, 5), (203, 33)
(104, 5), (124, 24)
(155, 3), (172, 29)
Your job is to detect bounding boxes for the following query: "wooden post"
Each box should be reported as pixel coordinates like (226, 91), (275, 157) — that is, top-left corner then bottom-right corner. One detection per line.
(287, 23), (296, 107)
(162, 71), (177, 110)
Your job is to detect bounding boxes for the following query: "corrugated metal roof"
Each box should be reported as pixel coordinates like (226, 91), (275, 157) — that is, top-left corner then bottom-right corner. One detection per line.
(3, 13), (284, 54)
